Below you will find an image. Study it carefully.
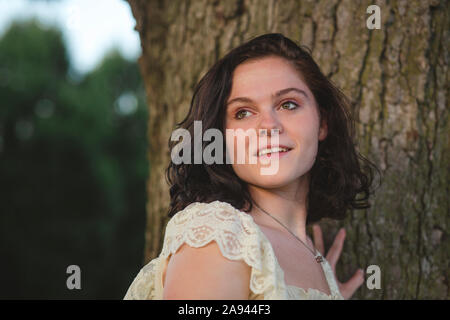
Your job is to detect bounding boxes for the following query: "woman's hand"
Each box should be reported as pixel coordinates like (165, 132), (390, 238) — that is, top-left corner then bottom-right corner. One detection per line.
(312, 224), (365, 299)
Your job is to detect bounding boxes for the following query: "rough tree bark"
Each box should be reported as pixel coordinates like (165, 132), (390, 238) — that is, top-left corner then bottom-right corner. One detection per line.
(127, 0), (449, 299)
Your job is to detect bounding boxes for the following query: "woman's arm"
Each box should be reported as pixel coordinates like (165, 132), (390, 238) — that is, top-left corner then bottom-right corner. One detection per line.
(163, 241), (252, 300)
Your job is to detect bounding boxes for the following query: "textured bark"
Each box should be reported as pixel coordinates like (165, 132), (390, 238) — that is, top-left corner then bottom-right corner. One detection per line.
(128, 0), (449, 299)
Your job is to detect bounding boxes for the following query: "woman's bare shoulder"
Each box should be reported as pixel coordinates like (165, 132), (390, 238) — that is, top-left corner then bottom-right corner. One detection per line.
(162, 241), (251, 299)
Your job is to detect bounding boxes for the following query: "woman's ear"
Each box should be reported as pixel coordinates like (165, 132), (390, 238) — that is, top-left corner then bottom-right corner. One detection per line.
(318, 118), (328, 141)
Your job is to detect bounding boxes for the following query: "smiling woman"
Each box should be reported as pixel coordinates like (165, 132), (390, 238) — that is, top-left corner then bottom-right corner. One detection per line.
(124, 33), (380, 300)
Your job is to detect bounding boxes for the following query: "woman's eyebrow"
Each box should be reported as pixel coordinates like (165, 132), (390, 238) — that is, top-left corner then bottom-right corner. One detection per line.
(226, 87), (308, 107)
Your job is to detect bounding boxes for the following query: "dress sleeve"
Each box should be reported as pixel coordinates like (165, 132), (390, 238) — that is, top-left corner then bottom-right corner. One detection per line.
(158, 200), (288, 299)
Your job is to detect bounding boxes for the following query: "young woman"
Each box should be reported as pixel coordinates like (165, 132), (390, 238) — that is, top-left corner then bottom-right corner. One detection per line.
(124, 33), (379, 300)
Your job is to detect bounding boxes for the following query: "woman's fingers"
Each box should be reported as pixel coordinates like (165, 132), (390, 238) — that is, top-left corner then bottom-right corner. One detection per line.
(312, 224), (324, 255)
(340, 269), (365, 300)
(311, 226), (364, 299)
(326, 228), (346, 268)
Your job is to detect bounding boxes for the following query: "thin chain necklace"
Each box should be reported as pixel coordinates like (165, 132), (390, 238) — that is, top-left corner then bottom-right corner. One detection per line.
(253, 201), (324, 264)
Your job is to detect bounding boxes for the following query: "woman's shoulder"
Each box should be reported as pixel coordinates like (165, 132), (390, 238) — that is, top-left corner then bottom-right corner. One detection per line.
(160, 200), (288, 299)
(161, 200), (260, 260)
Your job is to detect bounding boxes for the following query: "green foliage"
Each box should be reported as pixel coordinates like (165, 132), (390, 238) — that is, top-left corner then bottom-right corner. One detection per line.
(0, 19), (148, 298)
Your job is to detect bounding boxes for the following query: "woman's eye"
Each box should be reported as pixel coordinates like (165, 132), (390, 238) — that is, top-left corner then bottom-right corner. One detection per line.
(234, 101), (298, 120)
(280, 101), (299, 110)
(234, 109), (252, 120)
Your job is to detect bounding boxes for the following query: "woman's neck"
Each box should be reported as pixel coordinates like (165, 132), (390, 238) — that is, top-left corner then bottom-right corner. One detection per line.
(247, 175), (310, 244)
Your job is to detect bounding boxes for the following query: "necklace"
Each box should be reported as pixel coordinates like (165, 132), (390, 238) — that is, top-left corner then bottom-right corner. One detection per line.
(253, 201), (324, 264)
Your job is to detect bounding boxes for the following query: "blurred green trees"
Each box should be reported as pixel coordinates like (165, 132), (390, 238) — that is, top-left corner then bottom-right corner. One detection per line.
(0, 20), (147, 299)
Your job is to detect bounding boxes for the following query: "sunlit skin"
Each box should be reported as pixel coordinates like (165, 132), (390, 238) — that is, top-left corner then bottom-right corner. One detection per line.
(224, 56), (364, 299)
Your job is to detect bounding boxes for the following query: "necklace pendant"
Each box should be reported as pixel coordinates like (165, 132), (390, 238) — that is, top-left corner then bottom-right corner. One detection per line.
(315, 255), (323, 263)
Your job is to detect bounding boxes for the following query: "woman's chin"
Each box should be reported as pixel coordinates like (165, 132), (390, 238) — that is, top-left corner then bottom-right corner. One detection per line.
(249, 172), (297, 189)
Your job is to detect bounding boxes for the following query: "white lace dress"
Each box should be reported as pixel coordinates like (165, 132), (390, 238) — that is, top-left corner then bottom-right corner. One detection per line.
(124, 200), (344, 300)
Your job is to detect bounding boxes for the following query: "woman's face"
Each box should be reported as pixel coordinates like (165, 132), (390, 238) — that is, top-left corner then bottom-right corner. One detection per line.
(224, 56), (327, 189)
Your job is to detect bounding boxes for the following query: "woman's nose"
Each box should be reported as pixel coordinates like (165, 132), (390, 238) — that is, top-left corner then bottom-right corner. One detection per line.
(258, 110), (283, 136)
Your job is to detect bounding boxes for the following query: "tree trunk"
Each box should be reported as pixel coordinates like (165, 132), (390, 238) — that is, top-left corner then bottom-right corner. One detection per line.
(127, 0), (449, 299)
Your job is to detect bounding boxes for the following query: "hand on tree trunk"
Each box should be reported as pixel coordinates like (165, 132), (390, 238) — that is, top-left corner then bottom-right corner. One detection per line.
(312, 224), (365, 299)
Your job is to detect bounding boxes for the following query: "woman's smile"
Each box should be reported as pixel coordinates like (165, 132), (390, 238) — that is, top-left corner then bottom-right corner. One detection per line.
(257, 147), (293, 161)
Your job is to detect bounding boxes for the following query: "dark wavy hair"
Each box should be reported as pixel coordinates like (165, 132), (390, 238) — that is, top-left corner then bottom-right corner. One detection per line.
(165, 33), (380, 224)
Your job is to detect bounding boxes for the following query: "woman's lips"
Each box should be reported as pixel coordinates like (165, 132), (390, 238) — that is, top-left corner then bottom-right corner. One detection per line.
(255, 146), (293, 157)
(257, 149), (292, 159)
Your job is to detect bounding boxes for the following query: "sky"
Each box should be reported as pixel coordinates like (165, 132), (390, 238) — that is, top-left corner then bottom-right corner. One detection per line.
(0, 0), (141, 74)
